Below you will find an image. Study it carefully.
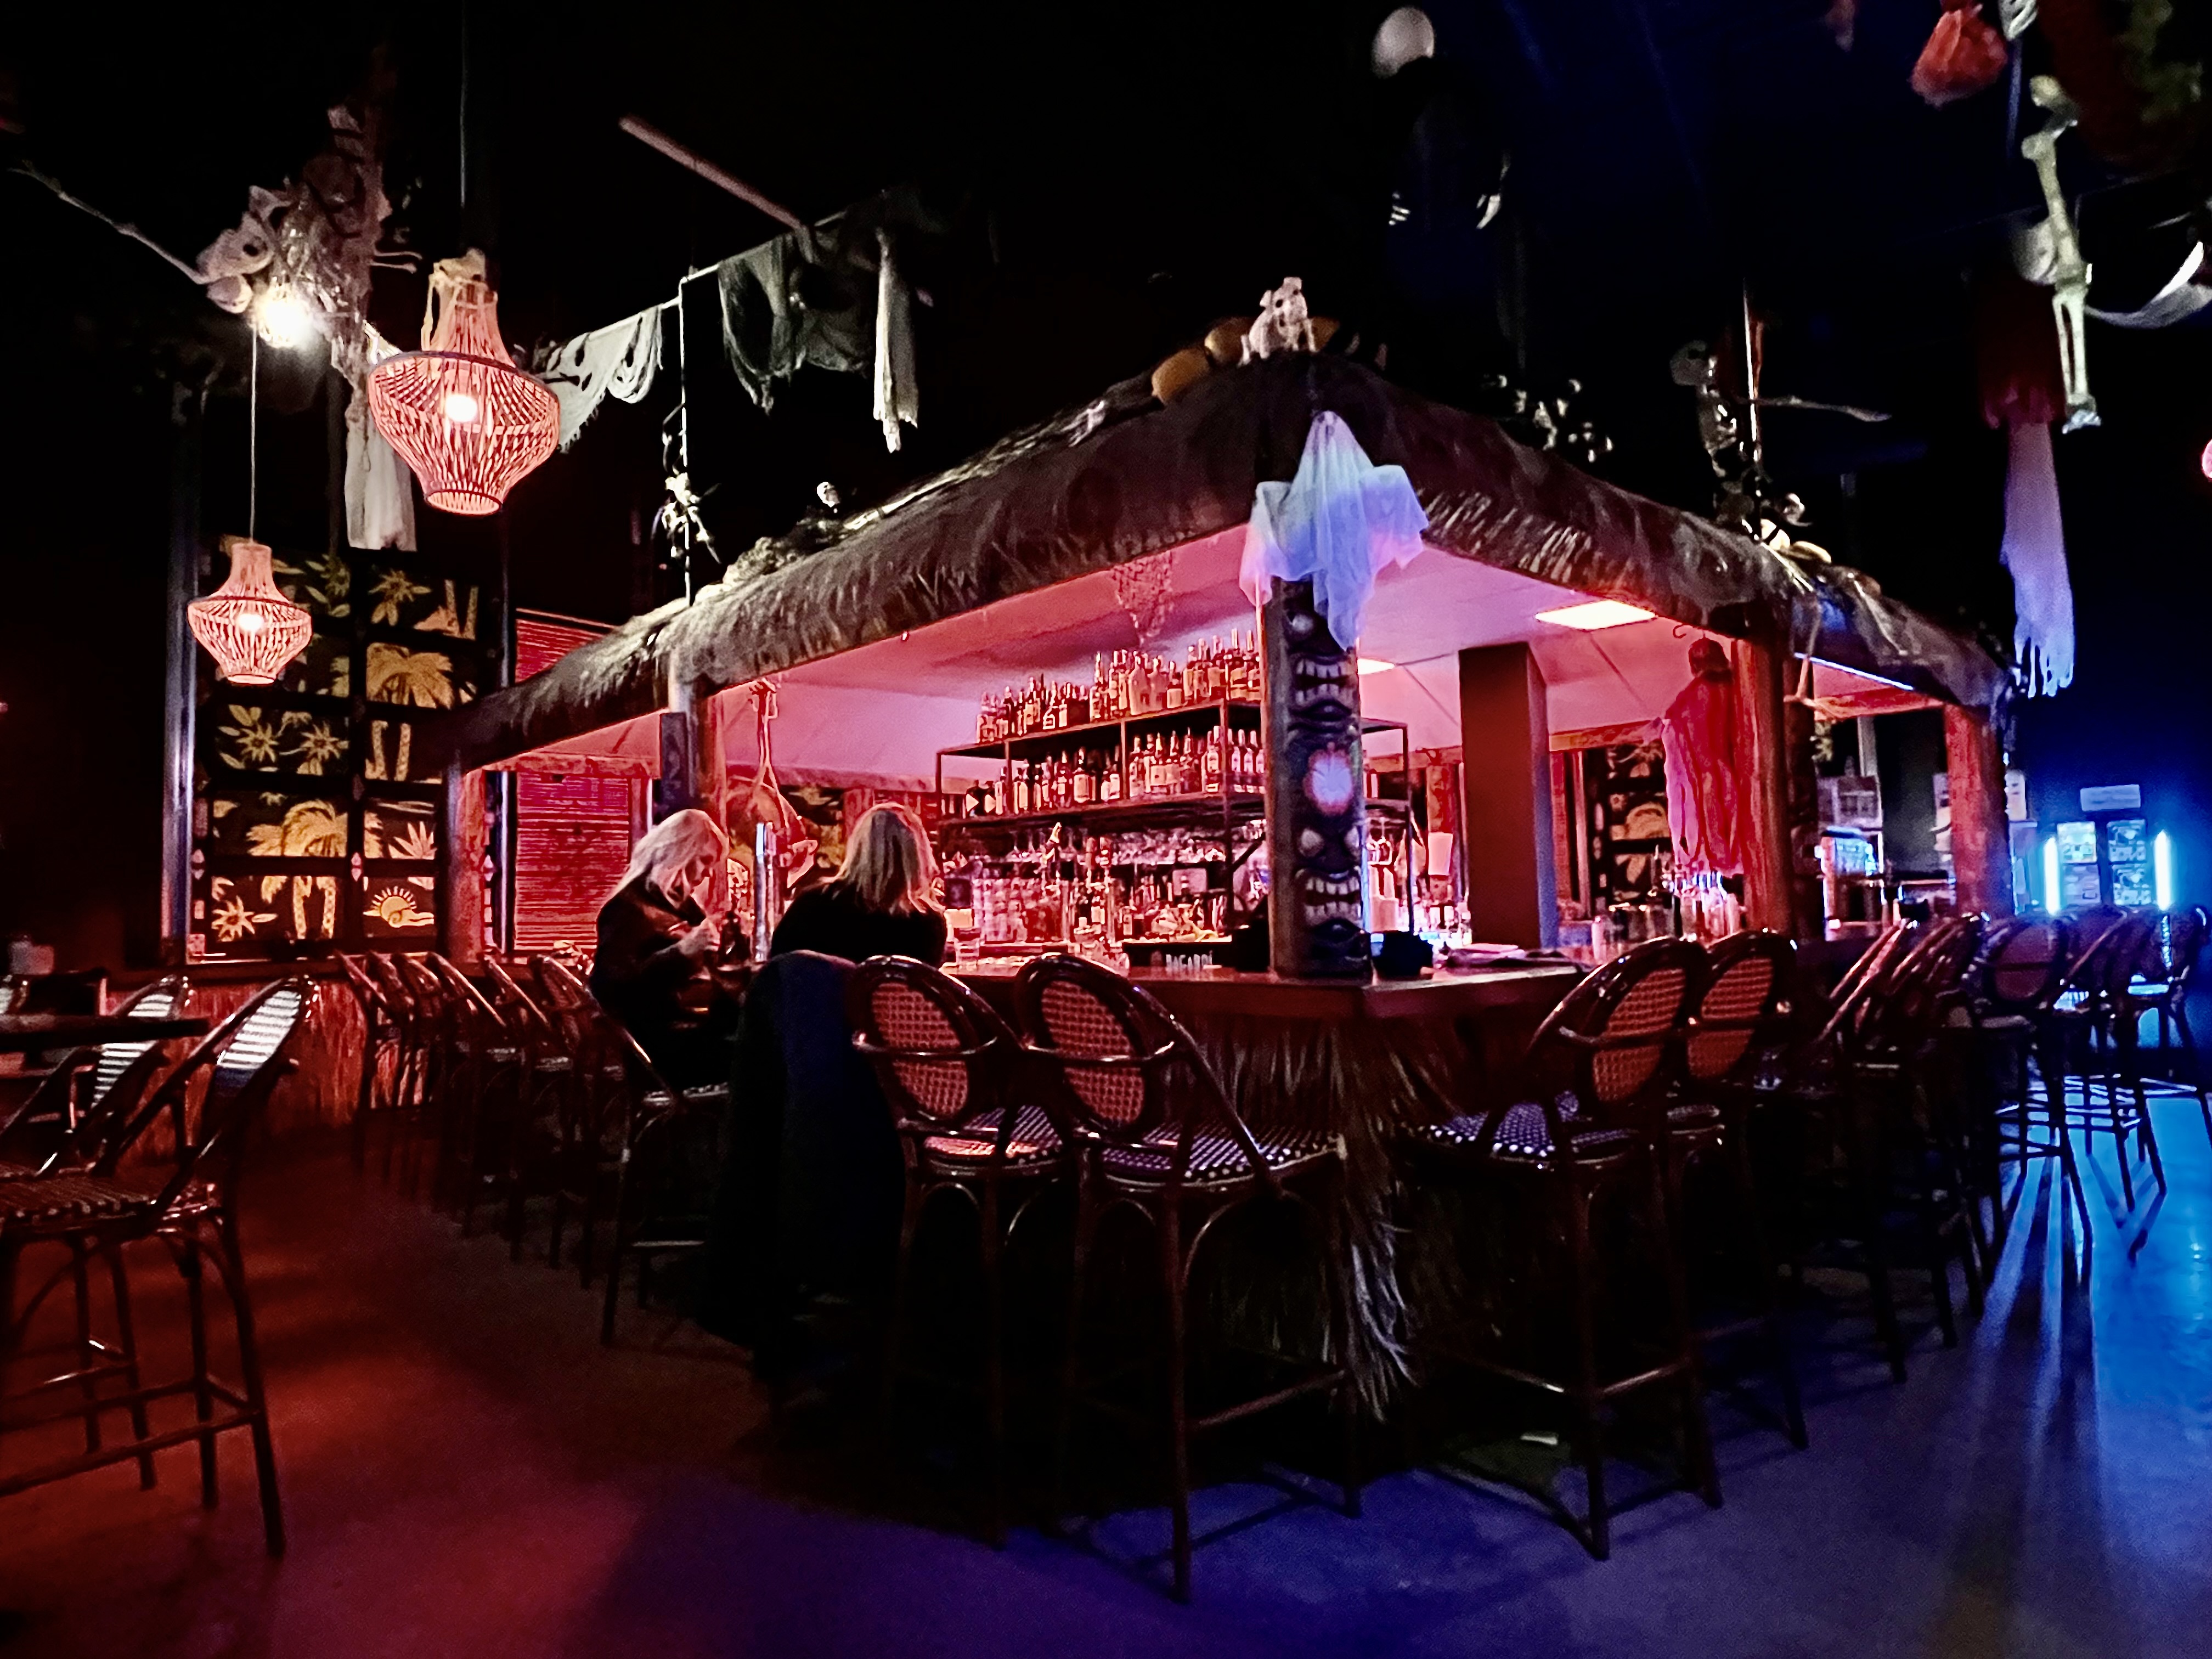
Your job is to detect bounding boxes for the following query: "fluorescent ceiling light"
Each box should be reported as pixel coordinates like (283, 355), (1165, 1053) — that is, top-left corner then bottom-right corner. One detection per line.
(1533, 599), (1655, 631)
(1357, 658), (1397, 674)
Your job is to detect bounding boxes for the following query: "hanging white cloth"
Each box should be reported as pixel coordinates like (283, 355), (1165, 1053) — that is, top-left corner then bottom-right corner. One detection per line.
(872, 228), (918, 453)
(534, 307), (665, 450)
(2001, 420), (2075, 695)
(1238, 411), (1427, 648)
(336, 323), (415, 551)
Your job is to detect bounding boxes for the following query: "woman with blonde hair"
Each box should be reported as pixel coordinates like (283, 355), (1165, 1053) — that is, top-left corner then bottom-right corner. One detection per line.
(769, 803), (947, 965)
(591, 808), (740, 1084)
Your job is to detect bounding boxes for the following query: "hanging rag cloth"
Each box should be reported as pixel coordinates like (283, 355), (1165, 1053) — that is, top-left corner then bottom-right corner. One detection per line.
(1656, 640), (1746, 878)
(533, 307), (665, 449)
(1974, 272), (2075, 695)
(1239, 411), (1428, 648)
(872, 227), (918, 452)
(1909, 1), (2008, 107)
(332, 323), (416, 551)
(714, 228), (870, 413)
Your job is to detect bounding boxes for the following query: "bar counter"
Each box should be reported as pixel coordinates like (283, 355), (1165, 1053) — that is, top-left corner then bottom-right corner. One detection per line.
(955, 956), (1584, 1401)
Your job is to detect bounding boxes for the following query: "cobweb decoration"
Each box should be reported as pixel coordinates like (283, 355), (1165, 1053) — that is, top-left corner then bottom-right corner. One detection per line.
(1111, 549), (1176, 645)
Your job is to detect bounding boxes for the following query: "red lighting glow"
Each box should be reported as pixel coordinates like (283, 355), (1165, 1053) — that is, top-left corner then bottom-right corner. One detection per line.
(369, 253), (558, 516)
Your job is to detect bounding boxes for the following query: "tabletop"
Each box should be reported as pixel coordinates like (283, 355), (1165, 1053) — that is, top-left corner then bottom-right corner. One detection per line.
(0, 1013), (211, 1054)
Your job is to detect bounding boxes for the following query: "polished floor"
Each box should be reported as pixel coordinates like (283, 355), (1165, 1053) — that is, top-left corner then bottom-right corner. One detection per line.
(4, 1091), (2211, 1658)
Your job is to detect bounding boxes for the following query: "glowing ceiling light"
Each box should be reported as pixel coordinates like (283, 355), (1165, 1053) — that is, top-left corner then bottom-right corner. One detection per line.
(2202, 439), (2212, 482)
(1533, 599), (1656, 631)
(2155, 831), (2175, 910)
(1357, 658), (1397, 674)
(2043, 836), (2062, 917)
(255, 284), (316, 349)
(368, 251), (558, 516)
(187, 539), (312, 685)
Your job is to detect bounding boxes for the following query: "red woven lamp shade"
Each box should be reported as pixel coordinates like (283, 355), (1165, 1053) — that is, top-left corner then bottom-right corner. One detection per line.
(368, 251), (558, 516)
(187, 539), (313, 685)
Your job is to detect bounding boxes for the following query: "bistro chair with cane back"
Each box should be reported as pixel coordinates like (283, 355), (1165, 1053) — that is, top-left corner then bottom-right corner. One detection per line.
(1667, 929), (1807, 1449)
(0, 977), (312, 1556)
(1013, 952), (1359, 1604)
(1787, 918), (1989, 1379)
(2052, 914), (2168, 1207)
(847, 954), (1069, 1545)
(374, 954), (450, 1197)
(422, 955), (525, 1230)
(1402, 935), (1717, 1561)
(335, 952), (406, 1173)
(481, 956), (582, 1263)
(2140, 906), (2209, 1141)
(563, 962), (727, 1345)
(1974, 915), (2080, 1236)
(0, 974), (193, 1491)
(0, 975), (193, 1178)
(530, 956), (635, 1282)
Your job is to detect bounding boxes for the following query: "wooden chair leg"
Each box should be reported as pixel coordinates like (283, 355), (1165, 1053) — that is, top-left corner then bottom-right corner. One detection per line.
(103, 1243), (156, 1489)
(216, 1216), (286, 1557)
(1049, 1175), (1099, 1533)
(1159, 1199), (1193, 1604)
(1562, 1180), (1610, 1560)
(1729, 1125), (1805, 1449)
(880, 1178), (928, 1437)
(600, 1153), (634, 1346)
(1647, 1155), (1720, 1509)
(979, 1181), (1009, 1549)
(180, 1240), (219, 1507)
(67, 1240), (102, 1458)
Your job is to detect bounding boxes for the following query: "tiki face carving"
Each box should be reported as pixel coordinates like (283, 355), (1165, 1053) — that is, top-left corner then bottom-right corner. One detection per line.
(1265, 579), (1371, 979)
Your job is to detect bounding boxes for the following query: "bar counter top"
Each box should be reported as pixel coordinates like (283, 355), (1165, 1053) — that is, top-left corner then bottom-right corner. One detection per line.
(950, 957), (1582, 1021)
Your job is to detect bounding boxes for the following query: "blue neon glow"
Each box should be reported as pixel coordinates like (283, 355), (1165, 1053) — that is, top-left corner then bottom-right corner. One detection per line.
(2044, 836), (2061, 916)
(2155, 831), (2174, 910)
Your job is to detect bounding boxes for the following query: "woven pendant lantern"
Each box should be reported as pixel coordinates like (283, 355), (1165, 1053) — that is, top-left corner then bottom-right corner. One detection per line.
(368, 251), (558, 515)
(188, 539), (313, 685)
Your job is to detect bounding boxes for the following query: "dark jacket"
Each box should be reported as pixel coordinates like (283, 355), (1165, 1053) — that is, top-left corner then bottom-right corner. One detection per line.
(590, 876), (738, 1086)
(768, 883), (948, 967)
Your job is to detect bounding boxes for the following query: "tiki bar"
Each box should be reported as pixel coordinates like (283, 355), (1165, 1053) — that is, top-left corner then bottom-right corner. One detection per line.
(5, 8), (2211, 1651)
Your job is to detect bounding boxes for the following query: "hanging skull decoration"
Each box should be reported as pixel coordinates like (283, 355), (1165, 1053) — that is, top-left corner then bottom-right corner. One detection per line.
(1241, 276), (1318, 363)
(1262, 579), (1373, 979)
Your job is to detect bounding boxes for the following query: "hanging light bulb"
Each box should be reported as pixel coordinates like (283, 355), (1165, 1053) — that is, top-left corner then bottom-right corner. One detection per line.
(189, 330), (311, 684)
(368, 250), (557, 515)
(255, 283), (317, 349)
(189, 538), (312, 684)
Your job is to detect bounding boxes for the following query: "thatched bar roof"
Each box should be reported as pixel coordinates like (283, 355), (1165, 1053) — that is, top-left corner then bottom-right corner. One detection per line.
(420, 354), (2007, 775)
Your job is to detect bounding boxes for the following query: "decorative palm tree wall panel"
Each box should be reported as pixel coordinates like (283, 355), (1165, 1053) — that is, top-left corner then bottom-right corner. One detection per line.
(188, 546), (493, 960)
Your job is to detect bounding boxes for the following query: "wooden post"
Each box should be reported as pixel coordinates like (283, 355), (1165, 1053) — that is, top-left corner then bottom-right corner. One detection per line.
(1457, 643), (1556, 949)
(159, 408), (202, 966)
(1945, 703), (2014, 919)
(438, 766), (487, 969)
(1736, 637), (1801, 939)
(1261, 578), (1372, 979)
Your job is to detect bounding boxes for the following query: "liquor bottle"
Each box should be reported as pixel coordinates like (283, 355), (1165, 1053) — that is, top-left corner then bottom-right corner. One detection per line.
(1102, 744), (1122, 802)
(1204, 727), (1223, 792)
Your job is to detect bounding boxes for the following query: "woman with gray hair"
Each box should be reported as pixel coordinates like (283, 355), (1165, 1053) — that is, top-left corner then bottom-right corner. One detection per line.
(590, 808), (741, 1085)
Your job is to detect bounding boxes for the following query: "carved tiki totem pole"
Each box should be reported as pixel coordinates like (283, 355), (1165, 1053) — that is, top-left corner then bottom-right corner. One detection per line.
(1261, 577), (1372, 979)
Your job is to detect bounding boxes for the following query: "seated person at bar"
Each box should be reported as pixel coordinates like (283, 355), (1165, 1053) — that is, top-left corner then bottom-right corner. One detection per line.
(590, 808), (740, 1086)
(769, 803), (948, 966)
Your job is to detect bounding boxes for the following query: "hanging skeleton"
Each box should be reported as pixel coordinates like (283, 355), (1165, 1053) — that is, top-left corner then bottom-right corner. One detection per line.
(2017, 76), (2100, 432)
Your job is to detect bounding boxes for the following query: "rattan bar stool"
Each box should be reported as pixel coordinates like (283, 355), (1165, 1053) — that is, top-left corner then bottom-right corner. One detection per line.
(1668, 930), (1807, 1449)
(849, 954), (1071, 1544)
(1014, 952), (1359, 1604)
(1403, 936), (1717, 1561)
(0, 978), (311, 1556)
